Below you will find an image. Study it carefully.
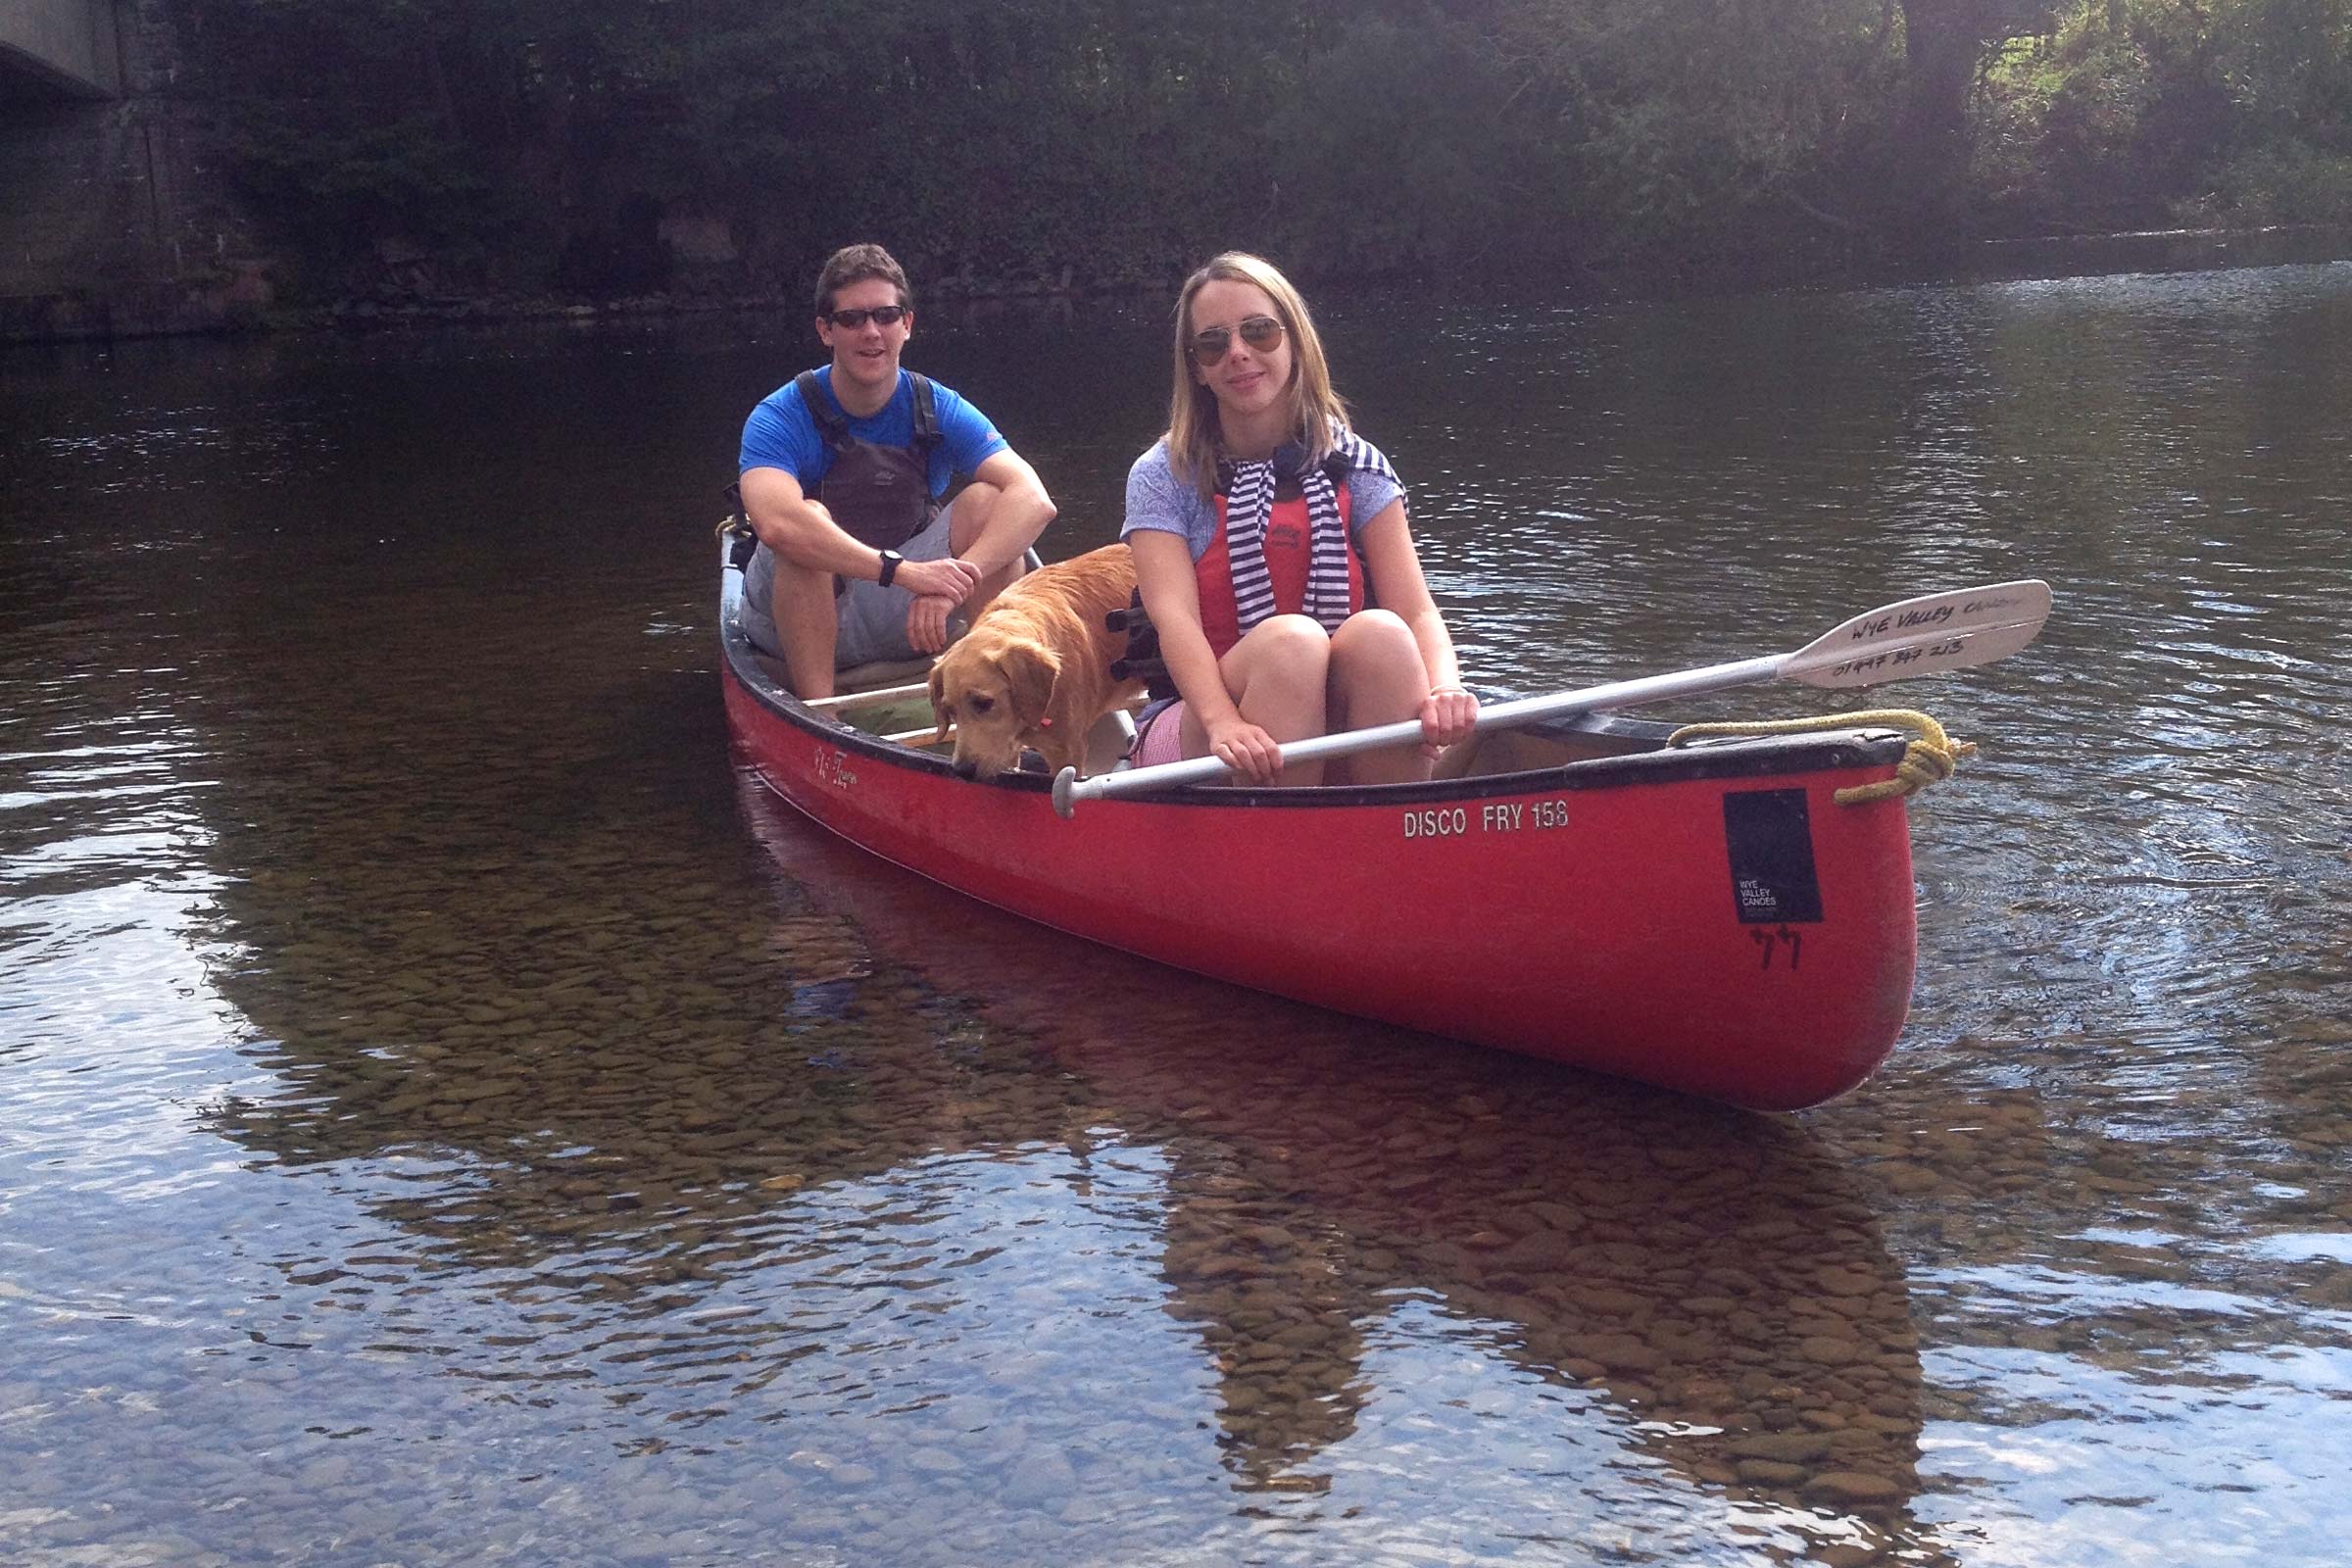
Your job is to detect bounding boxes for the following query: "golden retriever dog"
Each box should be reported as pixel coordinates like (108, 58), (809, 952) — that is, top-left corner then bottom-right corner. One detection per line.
(928, 543), (1145, 780)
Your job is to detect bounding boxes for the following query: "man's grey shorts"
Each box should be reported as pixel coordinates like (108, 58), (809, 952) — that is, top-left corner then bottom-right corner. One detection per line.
(736, 504), (956, 668)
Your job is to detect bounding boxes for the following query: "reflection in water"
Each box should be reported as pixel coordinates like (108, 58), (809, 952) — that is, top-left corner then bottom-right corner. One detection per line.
(749, 799), (1931, 1532)
(3, 259), (2350, 1564)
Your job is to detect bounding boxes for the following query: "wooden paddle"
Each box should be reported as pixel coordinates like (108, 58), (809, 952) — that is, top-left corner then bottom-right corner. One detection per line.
(1051, 578), (2051, 817)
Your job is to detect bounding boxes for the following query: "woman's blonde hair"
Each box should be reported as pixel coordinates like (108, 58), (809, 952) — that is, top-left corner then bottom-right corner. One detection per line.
(1165, 253), (1348, 498)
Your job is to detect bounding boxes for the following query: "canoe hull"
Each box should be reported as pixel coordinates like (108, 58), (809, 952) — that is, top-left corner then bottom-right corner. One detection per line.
(718, 564), (1921, 1111)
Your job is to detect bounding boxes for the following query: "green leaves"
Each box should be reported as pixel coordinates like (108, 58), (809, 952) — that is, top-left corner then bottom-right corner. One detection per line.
(173, 0), (2352, 299)
(1977, 1), (2352, 231)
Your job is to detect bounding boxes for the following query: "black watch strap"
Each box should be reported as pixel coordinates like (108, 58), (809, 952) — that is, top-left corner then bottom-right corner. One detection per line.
(876, 549), (903, 588)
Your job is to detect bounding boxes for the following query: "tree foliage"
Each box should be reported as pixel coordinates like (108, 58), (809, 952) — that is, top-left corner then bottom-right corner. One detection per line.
(1499, 0), (1901, 260)
(171, 0), (2352, 300)
(1978, 0), (2352, 230)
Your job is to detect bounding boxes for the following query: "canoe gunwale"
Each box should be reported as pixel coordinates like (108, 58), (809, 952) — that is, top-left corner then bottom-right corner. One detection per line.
(719, 555), (1917, 807)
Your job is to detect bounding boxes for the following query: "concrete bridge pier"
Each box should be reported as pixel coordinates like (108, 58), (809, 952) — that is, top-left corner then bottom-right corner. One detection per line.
(1, 0), (266, 340)
(1, 0), (123, 96)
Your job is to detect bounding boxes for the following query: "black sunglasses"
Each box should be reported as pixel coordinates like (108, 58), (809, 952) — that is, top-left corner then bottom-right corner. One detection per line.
(822, 305), (907, 328)
(1188, 315), (1285, 366)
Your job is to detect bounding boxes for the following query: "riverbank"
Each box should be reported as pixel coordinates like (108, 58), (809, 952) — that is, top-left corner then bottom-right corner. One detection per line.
(6, 222), (2347, 347)
(0, 270), (1129, 345)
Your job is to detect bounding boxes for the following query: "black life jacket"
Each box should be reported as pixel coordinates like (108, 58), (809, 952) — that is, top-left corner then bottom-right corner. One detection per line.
(795, 369), (945, 550)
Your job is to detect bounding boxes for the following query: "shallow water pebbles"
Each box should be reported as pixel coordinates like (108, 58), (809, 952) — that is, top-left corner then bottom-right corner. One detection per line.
(1001, 1444), (1079, 1506)
(1798, 1334), (1870, 1366)
(1564, 1333), (1663, 1373)
(1736, 1458), (1808, 1487)
(1565, 1282), (1649, 1316)
(2303, 1267), (2352, 1307)
(1805, 1469), (1906, 1505)
(904, 1446), (964, 1475)
(1727, 1431), (1837, 1464)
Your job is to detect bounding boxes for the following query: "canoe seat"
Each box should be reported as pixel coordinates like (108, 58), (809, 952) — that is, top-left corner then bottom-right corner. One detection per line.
(1432, 710), (1658, 779)
(740, 647), (939, 698)
(833, 654), (939, 696)
(1084, 706), (1140, 775)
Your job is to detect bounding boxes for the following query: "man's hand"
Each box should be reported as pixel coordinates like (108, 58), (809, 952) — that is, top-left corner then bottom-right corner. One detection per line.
(906, 593), (959, 655)
(896, 557), (981, 655)
(896, 556), (981, 604)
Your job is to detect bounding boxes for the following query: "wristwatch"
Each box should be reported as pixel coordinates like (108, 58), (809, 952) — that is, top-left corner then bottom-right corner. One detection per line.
(876, 549), (904, 588)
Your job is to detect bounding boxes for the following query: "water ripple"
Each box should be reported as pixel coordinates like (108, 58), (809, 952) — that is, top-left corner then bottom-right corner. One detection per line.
(4, 260), (2351, 1565)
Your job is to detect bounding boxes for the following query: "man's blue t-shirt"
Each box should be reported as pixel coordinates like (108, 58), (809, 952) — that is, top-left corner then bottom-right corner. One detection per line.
(739, 368), (1007, 498)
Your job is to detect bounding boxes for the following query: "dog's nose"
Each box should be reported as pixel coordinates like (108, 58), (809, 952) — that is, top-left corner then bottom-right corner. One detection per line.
(952, 758), (979, 780)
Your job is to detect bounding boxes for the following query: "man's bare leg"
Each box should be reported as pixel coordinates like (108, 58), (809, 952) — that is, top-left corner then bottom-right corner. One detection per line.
(771, 555), (844, 700)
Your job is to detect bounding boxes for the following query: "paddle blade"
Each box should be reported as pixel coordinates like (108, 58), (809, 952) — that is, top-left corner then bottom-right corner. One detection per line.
(1783, 579), (2051, 689)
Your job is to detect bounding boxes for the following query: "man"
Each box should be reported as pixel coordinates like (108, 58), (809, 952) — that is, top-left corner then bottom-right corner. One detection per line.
(735, 243), (1056, 698)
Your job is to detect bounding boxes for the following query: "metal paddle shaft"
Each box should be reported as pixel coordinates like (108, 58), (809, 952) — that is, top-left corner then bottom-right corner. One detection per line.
(1051, 579), (2050, 817)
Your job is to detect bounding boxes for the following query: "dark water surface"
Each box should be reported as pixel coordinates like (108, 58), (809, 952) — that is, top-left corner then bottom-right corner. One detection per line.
(4, 261), (2349, 1566)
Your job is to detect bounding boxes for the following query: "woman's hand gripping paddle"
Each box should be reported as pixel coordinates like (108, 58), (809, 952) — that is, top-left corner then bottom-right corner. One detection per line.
(1052, 579), (2051, 817)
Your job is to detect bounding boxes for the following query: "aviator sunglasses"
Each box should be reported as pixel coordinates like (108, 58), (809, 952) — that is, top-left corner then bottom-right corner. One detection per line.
(821, 305), (908, 328)
(1188, 315), (1286, 366)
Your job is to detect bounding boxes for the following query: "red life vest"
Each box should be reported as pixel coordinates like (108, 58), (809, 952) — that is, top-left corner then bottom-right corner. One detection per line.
(1196, 474), (1361, 659)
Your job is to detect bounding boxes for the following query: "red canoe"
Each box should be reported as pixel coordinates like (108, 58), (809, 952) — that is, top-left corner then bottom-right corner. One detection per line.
(718, 547), (1927, 1111)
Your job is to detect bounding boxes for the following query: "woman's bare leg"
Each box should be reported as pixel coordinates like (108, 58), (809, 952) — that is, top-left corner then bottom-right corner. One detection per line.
(1325, 610), (1433, 786)
(1181, 614), (1333, 786)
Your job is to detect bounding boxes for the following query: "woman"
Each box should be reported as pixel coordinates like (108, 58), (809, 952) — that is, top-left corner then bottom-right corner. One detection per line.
(1122, 253), (1478, 786)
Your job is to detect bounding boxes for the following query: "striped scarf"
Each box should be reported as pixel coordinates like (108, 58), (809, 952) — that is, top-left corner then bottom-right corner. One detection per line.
(1221, 427), (1397, 636)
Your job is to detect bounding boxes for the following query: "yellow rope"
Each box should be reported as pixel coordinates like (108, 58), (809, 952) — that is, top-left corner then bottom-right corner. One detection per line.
(1664, 709), (1977, 805)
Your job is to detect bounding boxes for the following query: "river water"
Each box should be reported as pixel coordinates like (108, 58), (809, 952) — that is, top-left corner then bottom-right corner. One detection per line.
(3, 255), (2349, 1566)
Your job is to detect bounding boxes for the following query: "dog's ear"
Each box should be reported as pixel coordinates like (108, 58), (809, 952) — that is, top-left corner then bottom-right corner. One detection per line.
(927, 663), (950, 742)
(1002, 639), (1059, 728)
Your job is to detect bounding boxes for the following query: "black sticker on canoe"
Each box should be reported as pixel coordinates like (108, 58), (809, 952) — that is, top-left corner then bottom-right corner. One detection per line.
(1724, 789), (1823, 925)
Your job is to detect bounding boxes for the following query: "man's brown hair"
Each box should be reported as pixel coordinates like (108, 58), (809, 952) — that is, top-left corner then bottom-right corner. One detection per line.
(814, 244), (911, 317)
